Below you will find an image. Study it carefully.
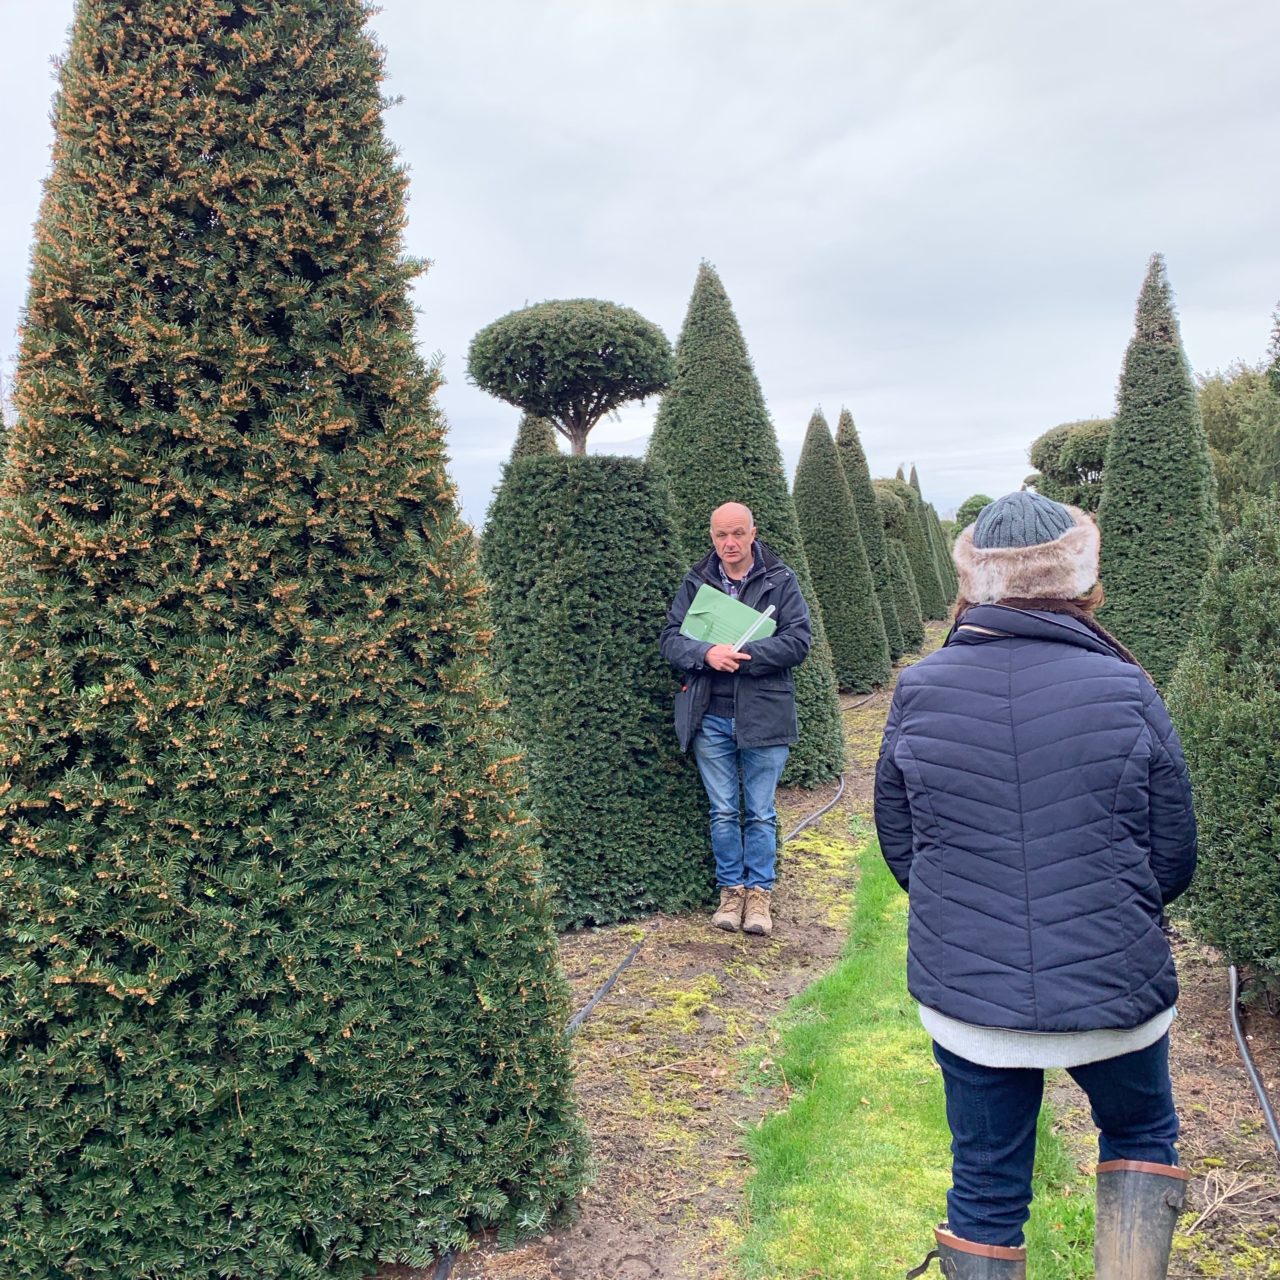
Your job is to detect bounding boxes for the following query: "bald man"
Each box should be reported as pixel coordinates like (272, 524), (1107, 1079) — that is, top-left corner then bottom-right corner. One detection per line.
(659, 503), (812, 937)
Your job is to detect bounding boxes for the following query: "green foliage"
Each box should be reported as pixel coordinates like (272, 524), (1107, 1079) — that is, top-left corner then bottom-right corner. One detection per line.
(0, 5), (587, 1276)
(482, 455), (714, 928)
(954, 494), (994, 531)
(908, 464), (921, 494)
(468, 299), (673, 455)
(1197, 362), (1280, 529)
(922, 501), (957, 600)
(835, 409), (904, 659)
(647, 263), (844, 786)
(509, 413), (561, 464)
(1168, 501), (1280, 981)
(1098, 256), (1220, 686)
(1269, 306), (1280, 397)
(887, 539), (926, 651)
(877, 479), (949, 619)
(1027, 419), (1112, 511)
(876, 487), (926, 651)
(793, 411), (890, 691)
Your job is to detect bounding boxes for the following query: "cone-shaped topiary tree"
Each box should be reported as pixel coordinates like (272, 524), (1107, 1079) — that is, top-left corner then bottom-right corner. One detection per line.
(510, 412), (561, 463)
(835, 408), (903, 658)
(879, 478), (949, 619)
(648, 263), (844, 786)
(909, 464), (921, 494)
(0, 5), (586, 1276)
(793, 410), (890, 691)
(925, 500), (958, 598)
(1098, 255), (1219, 686)
(1168, 500), (1280, 980)
(895, 464), (906, 481)
(482, 456), (713, 926)
(876, 487), (926, 650)
(468, 299), (672, 455)
(955, 494), (994, 530)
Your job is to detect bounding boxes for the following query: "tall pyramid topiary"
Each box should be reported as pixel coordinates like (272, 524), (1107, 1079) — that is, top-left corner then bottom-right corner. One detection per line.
(481, 455), (713, 928)
(879, 478), (949, 619)
(835, 408), (903, 658)
(1098, 255), (1219, 686)
(648, 263), (844, 786)
(510, 412), (561, 463)
(875, 486), (926, 650)
(1168, 500), (1280, 980)
(793, 410), (890, 690)
(0, 5), (586, 1277)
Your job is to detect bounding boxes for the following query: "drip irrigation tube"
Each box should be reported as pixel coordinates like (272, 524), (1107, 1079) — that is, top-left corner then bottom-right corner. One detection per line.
(566, 938), (645, 1036)
(1228, 964), (1280, 1159)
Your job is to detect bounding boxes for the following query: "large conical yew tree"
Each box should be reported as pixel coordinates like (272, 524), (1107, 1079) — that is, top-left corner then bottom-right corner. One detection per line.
(1098, 255), (1219, 685)
(482, 456), (713, 927)
(648, 263), (844, 785)
(835, 408), (903, 658)
(793, 410), (890, 690)
(0, 4), (586, 1277)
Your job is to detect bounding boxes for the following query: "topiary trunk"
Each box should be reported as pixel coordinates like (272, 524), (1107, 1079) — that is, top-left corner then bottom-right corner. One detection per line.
(0, 5), (586, 1276)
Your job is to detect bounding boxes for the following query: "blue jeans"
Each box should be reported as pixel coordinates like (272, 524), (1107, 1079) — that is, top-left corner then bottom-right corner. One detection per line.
(933, 1035), (1180, 1247)
(691, 714), (788, 890)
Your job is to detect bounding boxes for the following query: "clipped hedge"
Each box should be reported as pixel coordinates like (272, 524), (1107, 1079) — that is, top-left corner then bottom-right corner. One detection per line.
(794, 410), (890, 691)
(955, 493), (994, 530)
(1168, 500), (1280, 982)
(648, 263), (844, 786)
(1028, 419), (1111, 512)
(482, 455), (714, 927)
(510, 412), (561, 463)
(1098, 255), (1219, 686)
(835, 409), (904, 658)
(0, 5), (587, 1276)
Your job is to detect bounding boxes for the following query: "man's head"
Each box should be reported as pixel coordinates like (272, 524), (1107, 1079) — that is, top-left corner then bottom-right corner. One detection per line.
(710, 502), (756, 576)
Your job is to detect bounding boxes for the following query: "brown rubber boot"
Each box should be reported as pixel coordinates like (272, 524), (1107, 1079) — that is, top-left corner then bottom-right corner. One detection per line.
(905, 1226), (1026, 1278)
(742, 888), (773, 937)
(711, 885), (745, 931)
(1094, 1159), (1188, 1279)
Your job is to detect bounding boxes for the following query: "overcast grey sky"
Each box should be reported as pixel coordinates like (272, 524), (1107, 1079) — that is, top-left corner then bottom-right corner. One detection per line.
(2, 1), (1277, 523)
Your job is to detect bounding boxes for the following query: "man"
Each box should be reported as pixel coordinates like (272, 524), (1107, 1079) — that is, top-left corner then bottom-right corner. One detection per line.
(659, 503), (812, 937)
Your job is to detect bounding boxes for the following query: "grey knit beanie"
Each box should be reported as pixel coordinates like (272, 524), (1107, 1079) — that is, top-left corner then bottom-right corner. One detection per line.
(972, 491), (1073, 550)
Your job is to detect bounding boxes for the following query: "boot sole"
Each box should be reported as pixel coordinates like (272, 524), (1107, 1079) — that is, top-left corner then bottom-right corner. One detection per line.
(743, 924), (772, 936)
(712, 918), (741, 932)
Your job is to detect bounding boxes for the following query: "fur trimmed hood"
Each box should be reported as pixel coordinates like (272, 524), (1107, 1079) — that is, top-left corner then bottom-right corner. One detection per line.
(952, 505), (1100, 604)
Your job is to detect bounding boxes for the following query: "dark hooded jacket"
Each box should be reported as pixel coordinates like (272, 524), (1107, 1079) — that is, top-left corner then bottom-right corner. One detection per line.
(659, 540), (811, 751)
(874, 604), (1196, 1033)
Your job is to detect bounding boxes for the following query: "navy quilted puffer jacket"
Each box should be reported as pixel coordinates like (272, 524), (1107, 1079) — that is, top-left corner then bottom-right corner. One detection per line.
(874, 605), (1196, 1033)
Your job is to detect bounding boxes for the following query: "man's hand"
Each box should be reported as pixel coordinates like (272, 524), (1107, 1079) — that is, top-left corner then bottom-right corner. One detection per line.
(705, 644), (751, 672)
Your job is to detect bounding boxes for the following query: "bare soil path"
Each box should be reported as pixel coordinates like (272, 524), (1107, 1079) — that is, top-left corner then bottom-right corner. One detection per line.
(407, 629), (1280, 1279)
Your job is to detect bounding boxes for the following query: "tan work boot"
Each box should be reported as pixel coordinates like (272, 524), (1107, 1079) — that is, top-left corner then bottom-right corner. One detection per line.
(711, 885), (745, 931)
(742, 888), (773, 937)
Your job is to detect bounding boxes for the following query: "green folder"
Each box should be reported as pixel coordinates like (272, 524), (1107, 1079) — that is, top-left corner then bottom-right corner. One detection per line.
(679, 583), (778, 647)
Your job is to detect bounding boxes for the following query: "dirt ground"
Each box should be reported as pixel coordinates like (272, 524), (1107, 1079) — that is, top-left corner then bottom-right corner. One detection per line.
(407, 633), (1280, 1280)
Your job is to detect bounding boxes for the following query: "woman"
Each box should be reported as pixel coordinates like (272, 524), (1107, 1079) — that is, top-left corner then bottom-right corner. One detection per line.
(876, 492), (1196, 1280)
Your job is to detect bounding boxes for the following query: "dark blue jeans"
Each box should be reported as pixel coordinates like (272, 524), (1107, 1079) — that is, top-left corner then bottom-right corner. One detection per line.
(934, 1035), (1180, 1247)
(691, 714), (788, 890)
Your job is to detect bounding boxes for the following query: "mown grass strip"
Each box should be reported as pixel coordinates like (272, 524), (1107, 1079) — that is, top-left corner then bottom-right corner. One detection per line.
(740, 829), (1093, 1278)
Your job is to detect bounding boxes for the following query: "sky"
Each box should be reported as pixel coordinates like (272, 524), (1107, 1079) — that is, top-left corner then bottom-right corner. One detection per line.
(1, 1), (1277, 524)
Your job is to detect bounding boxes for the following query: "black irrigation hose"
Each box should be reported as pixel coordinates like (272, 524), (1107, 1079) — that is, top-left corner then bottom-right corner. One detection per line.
(566, 938), (645, 1036)
(783, 772), (847, 842)
(1228, 964), (1280, 1160)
